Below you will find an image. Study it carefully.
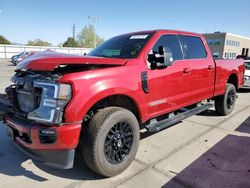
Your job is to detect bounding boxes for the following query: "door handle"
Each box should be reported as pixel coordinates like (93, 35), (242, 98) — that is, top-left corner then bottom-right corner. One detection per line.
(183, 67), (191, 74)
(208, 65), (214, 70)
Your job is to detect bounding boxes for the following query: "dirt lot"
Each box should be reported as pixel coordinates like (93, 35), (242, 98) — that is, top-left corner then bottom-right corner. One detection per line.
(0, 59), (250, 188)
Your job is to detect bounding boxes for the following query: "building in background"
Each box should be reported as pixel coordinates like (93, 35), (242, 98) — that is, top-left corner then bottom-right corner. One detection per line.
(203, 32), (250, 59)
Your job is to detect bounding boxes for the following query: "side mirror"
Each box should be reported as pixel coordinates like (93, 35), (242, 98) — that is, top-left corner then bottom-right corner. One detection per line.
(158, 46), (173, 67)
(147, 46), (173, 69)
(158, 46), (164, 55)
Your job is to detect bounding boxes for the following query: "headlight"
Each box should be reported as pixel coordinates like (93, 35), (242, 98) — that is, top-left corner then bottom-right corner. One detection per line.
(28, 80), (71, 125)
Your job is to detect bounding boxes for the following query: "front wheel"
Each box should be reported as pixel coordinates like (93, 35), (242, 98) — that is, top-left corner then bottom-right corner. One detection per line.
(82, 107), (140, 177)
(215, 83), (236, 115)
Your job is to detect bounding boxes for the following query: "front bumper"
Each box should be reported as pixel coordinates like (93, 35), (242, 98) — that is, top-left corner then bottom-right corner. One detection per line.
(3, 113), (81, 169)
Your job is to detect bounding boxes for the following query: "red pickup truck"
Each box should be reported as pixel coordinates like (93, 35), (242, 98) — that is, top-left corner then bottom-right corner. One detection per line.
(0, 30), (245, 177)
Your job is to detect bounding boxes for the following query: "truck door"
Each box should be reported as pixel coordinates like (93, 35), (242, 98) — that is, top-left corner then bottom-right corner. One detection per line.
(147, 35), (191, 118)
(178, 35), (215, 103)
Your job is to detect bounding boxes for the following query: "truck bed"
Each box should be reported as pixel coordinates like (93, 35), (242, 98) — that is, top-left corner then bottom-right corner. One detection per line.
(214, 59), (245, 96)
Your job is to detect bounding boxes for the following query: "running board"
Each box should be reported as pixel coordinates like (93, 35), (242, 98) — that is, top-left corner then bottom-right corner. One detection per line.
(146, 103), (213, 132)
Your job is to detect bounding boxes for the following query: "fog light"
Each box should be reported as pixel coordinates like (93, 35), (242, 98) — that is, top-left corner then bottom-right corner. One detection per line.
(39, 129), (56, 144)
(40, 129), (56, 135)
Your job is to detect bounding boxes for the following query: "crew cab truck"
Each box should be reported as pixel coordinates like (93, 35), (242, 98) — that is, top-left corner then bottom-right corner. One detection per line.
(0, 30), (245, 177)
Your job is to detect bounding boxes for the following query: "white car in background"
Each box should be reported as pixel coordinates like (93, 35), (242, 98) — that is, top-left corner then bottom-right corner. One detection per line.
(11, 51), (37, 65)
(244, 60), (250, 87)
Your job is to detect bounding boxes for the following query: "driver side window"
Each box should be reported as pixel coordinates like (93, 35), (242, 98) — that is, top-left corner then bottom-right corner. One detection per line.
(148, 35), (184, 69)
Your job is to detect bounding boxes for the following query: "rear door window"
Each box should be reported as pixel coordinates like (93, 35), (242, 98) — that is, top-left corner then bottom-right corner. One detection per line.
(179, 36), (207, 59)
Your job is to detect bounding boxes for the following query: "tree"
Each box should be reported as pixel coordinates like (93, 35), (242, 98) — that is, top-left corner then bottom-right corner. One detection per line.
(27, 39), (51, 46)
(0, 35), (11, 45)
(77, 24), (104, 48)
(63, 37), (79, 47)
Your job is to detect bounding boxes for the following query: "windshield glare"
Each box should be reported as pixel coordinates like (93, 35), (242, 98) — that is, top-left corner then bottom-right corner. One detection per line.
(88, 33), (152, 59)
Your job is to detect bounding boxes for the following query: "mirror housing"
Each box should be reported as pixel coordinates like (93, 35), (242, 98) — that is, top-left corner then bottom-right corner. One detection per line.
(147, 46), (173, 69)
(158, 46), (165, 55)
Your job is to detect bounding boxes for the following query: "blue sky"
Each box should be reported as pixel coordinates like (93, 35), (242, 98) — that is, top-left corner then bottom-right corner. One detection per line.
(0, 0), (249, 45)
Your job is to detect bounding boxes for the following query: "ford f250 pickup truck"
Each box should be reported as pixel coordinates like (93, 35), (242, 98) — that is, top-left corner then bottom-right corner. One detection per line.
(0, 30), (245, 177)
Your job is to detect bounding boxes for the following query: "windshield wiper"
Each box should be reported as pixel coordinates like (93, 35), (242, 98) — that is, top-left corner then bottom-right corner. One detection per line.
(93, 54), (112, 58)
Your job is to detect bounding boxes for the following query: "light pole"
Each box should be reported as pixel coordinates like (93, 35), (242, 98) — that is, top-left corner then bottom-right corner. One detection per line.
(88, 16), (100, 48)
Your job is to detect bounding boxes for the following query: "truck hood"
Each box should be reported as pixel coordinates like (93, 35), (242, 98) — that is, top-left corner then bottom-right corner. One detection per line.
(16, 50), (128, 71)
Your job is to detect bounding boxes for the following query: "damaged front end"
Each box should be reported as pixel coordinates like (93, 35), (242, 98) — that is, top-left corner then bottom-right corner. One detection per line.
(0, 61), (119, 169)
(2, 63), (119, 124)
(2, 70), (71, 125)
(0, 69), (79, 169)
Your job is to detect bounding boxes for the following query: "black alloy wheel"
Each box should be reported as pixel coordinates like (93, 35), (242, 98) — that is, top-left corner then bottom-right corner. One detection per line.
(215, 83), (236, 115)
(104, 122), (133, 164)
(226, 89), (235, 110)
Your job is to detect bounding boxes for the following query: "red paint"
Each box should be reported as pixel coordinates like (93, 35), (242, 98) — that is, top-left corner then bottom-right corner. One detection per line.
(5, 115), (81, 150)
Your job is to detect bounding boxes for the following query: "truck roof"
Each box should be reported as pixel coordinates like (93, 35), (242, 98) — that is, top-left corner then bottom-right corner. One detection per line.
(118, 29), (203, 38)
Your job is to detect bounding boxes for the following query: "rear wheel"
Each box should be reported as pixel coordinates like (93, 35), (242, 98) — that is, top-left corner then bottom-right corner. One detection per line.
(82, 107), (140, 177)
(215, 83), (236, 115)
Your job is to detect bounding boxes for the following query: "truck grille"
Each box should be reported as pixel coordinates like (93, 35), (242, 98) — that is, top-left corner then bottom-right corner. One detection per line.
(16, 87), (40, 113)
(6, 80), (42, 115)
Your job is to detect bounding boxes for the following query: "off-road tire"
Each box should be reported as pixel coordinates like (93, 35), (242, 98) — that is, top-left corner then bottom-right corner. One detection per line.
(215, 83), (236, 115)
(82, 107), (140, 177)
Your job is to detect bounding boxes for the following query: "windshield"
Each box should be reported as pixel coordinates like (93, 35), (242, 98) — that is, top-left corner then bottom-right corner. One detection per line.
(245, 62), (250, 70)
(88, 33), (153, 59)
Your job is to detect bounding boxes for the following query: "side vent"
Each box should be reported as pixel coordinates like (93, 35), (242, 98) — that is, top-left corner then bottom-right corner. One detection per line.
(141, 71), (148, 94)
